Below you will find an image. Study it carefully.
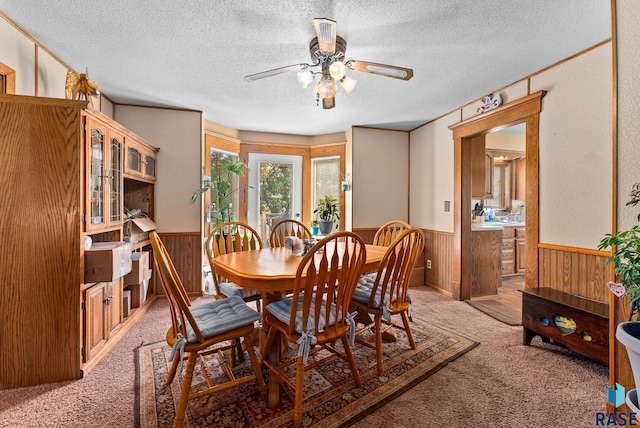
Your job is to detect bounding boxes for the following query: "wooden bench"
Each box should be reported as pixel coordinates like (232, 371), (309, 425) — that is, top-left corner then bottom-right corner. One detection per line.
(520, 287), (609, 364)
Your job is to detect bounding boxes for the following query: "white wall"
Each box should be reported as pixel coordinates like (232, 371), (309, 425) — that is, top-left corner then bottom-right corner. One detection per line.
(115, 106), (202, 233)
(0, 16), (36, 95)
(531, 42), (612, 248)
(352, 128), (408, 227)
(617, 0), (640, 231)
(409, 42), (612, 250)
(485, 132), (526, 151)
(409, 111), (458, 232)
(36, 47), (66, 99)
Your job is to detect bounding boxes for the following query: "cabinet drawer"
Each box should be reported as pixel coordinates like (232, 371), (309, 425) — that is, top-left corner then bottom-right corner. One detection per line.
(501, 261), (514, 275)
(502, 239), (514, 250)
(502, 250), (514, 261)
(502, 227), (516, 238)
(515, 227), (525, 237)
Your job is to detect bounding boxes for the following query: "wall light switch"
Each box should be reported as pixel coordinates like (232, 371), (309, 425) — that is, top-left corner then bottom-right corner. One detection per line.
(444, 201), (450, 212)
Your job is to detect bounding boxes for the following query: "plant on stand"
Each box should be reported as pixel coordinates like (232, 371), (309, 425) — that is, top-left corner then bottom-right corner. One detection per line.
(192, 161), (248, 227)
(314, 195), (339, 235)
(599, 182), (640, 412)
(309, 218), (319, 235)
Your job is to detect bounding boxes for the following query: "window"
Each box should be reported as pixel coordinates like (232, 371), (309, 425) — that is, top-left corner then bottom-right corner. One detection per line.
(206, 148), (239, 230)
(311, 156), (340, 217)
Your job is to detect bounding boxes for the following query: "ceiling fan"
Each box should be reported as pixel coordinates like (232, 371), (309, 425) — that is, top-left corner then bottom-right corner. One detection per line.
(244, 18), (414, 109)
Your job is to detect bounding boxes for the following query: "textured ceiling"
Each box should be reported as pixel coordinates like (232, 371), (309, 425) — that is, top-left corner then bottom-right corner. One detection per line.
(0, 1), (610, 136)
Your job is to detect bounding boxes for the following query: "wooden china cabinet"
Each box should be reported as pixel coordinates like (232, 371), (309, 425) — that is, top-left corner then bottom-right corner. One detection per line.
(0, 94), (158, 389)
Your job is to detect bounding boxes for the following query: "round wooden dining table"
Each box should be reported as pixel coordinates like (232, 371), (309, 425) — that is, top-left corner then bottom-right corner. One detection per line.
(209, 243), (388, 407)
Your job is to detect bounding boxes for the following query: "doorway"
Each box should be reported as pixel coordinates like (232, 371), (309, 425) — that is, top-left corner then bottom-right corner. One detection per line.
(471, 124), (526, 312)
(247, 153), (303, 243)
(449, 91), (545, 302)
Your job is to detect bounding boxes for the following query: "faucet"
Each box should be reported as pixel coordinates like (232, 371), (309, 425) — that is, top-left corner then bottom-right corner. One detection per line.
(506, 212), (520, 222)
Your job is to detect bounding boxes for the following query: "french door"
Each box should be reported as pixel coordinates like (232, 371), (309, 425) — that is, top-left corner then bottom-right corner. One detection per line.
(247, 153), (303, 243)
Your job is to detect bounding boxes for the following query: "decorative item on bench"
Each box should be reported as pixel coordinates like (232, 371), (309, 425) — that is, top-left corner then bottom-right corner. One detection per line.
(552, 315), (576, 335)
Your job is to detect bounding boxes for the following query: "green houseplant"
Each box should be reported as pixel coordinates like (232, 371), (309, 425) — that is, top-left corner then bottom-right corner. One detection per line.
(309, 219), (319, 235)
(192, 161), (248, 226)
(314, 195), (339, 235)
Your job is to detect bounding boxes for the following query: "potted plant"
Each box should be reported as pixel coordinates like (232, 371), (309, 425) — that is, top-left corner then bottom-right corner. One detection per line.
(192, 161), (248, 226)
(314, 195), (339, 235)
(599, 182), (640, 402)
(309, 219), (319, 235)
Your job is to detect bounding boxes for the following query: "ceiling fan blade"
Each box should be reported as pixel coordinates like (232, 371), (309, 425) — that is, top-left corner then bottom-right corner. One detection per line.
(345, 60), (414, 81)
(244, 64), (309, 82)
(314, 18), (337, 53)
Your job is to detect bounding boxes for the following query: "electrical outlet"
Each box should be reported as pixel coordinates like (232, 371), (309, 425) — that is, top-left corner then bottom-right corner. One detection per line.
(444, 200), (450, 212)
(427, 259), (432, 269)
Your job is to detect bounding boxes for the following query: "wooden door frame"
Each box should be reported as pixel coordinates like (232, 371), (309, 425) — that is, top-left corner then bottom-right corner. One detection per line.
(448, 91), (546, 300)
(0, 62), (16, 94)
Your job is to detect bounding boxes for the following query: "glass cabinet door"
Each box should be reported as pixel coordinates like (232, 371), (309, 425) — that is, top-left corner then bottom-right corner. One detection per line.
(144, 153), (155, 178)
(108, 133), (123, 226)
(127, 146), (142, 174)
(89, 127), (105, 226)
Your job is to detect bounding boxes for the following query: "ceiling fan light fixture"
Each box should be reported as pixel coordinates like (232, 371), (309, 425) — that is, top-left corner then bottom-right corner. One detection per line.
(340, 75), (357, 94)
(329, 61), (346, 80)
(322, 97), (335, 109)
(316, 76), (337, 99)
(297, 70), (314, 88)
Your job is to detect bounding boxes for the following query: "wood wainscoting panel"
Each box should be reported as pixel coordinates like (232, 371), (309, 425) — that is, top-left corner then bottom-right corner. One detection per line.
(424, 229), (454, 296)
(353, 228), (377, 244)
(156, 232), (202, 295)
(538, 243), (610, 303)
(354, 227), (426, 287)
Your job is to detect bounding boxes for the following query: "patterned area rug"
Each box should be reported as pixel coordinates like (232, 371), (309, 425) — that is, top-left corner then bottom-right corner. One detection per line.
(136, 314), (478, 427)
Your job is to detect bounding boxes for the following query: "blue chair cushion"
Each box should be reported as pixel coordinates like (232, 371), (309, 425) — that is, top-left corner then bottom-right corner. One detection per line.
(352, 275), (388, 309)
(266, 296), (336, 334)
(186, 296), (261, 343)
(219, 281), (262, 300)
(266, 296), (358, 364)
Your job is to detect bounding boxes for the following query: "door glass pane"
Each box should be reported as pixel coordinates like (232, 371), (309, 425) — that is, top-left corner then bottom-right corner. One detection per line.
(109, 137), (121, 223)
(312, 156), (340, 217)
(90, 129), (104, 224)
(258, 161), (293, 241)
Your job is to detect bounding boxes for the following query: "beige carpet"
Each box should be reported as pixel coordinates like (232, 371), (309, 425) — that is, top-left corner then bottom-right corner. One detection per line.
(136, 314), (478, 427)
(0, 287), (608, 428)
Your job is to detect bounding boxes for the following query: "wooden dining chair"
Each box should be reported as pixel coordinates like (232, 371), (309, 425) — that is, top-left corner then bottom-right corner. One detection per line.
(260, 231), (366, 428)
(372, 219), (412, 246)
(361, 220), (412, 282)
(149, 231), (266, 428)
(350, 228), (424, 376)
(206, 221), (263, 312)
(269, 218), (312, 248)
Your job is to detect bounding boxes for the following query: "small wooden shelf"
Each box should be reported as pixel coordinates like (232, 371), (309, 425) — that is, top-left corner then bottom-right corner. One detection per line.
(520, 287), (609, 364)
